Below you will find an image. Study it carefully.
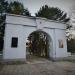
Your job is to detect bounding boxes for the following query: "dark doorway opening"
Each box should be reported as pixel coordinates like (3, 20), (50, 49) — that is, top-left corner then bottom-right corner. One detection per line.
(26, 31), (51, 61)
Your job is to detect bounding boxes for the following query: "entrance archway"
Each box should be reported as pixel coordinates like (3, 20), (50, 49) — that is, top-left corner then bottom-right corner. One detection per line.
(3, 15), (68, 61)
(26, 30), (53, 61)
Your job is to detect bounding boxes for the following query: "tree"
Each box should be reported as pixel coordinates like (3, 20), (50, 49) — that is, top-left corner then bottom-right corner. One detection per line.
(0, 0), (8, 15)
(36, 5), (69, 22)
(28, 32), (49, 58)
(0, 0), (8, 51)
(7, 1), (31, 16)
(67, 38), (75, 53)
(0, 0), (8, 38)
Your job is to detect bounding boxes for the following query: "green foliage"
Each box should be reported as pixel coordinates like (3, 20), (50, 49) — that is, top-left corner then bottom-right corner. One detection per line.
(7, 1), (31, 16)
(36, 5), (69, 22)
(0, 0), (7, 51)
(67, 39), (75, 53)
(0, 0), (7, 38)
(28, 32), (49, 58)
(0, 0), (8, 14)
(0, 15), (6, 38)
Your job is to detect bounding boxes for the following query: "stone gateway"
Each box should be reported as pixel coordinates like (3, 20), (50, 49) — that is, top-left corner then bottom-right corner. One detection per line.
(3, 14), (69, 61)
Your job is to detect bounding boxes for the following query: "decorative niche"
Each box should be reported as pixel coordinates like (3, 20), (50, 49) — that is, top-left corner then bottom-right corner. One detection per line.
(59, 40), (64, 48)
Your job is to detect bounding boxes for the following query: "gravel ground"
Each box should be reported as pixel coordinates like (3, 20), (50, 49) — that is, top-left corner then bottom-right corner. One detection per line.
(0, 60), (75, 75)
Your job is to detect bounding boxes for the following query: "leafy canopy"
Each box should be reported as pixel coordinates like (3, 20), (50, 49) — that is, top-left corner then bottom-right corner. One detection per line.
(7, 1), (31, 16)
(36, 5), (69, 22)
(0, 0), (8, 14)
(0, 0), (8, 38)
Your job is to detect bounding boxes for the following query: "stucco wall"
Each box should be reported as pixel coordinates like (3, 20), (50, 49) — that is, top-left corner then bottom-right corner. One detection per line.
(3, 24), (26, 59)
(55, 29), (68, 57)
(3, 14), (68, 60)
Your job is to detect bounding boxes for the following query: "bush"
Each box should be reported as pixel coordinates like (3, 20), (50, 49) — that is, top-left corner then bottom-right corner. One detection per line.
(67, 39), (75, 53)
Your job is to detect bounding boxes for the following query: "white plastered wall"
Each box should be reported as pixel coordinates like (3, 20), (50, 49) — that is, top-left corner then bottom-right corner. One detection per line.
(3, 14), (68, 60)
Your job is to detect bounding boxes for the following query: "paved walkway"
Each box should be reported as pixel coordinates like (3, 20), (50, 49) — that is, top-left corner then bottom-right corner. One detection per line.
(0, 60), (75, 75)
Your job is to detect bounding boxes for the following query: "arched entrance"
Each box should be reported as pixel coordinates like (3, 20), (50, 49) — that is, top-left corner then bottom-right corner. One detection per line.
(3, 15), (68, 61)
(26, 30), (53, 61)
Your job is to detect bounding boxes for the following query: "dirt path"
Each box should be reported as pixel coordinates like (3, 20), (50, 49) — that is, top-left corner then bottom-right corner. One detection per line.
(0, 60), (75, 75)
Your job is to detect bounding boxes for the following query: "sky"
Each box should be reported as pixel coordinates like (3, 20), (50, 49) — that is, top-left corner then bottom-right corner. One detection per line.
(7, 0), (75, 16)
